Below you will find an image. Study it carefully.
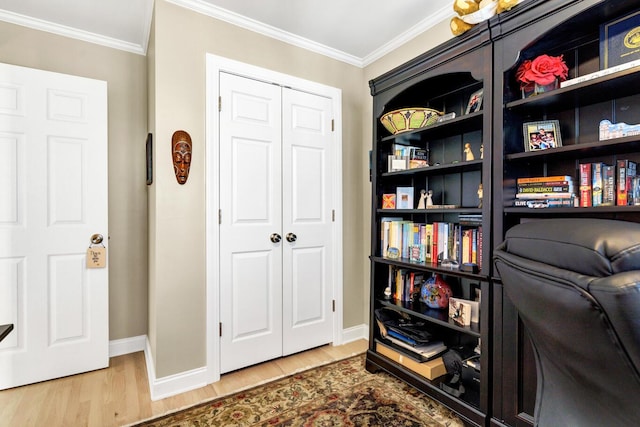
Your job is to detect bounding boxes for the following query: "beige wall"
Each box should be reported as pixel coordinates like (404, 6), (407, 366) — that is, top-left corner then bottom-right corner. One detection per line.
(0, 21), (149, 341)
(148, 0), (367, 378)
(0, 1), (453, 381)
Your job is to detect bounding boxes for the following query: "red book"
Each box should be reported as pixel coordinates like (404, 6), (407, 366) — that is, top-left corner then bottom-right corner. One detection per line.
(579, 163), (592, 207)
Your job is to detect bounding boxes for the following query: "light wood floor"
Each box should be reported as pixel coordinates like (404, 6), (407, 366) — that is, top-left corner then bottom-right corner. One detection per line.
(0, 339), (368, 427)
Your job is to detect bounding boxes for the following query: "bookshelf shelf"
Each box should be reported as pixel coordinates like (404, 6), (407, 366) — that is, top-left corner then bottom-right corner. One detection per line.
(382, 159), (483, 177)
(371, 256), (488, 281)
(505, 66), (640, 113)
(379, 299), (482, 337)
(381, 111), (484, 145)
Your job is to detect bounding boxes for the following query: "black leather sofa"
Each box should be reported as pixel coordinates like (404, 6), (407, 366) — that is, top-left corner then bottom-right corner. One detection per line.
(493, 218), (640, 427)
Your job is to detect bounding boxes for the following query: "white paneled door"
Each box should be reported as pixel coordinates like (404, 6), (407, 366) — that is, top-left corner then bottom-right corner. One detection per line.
(281, 88), (334, 356)
(219, 72), (334, 373)
(0, 63), (108, 390)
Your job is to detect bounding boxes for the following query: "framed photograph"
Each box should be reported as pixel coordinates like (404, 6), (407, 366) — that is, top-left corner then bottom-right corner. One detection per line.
(600, 9), (640, 69)
(465, 89), (483, 114)
(395, 186), (414, 209)
(523, 120), (562, 152)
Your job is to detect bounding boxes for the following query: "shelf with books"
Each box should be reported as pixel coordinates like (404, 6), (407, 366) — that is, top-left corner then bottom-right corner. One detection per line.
(378, 217), (484, 274)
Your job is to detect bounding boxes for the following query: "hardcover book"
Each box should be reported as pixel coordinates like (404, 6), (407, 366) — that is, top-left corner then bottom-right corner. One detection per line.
(617, 160), (637, 206)
(517, 175), (573, 184)
(513, 198), (576, 208)
(409, 148), (429, 169)
(592, 162), (603, 206)
(579, 163), (592, 207)
(515, 192), (575, 199)
(603, 165), (615, 206)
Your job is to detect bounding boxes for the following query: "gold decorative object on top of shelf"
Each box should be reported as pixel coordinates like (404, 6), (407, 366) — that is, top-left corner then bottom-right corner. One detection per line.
(380, 107), (442, 135)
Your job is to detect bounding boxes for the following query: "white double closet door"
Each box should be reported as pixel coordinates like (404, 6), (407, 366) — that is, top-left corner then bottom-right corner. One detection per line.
(218, 72), (335, 373)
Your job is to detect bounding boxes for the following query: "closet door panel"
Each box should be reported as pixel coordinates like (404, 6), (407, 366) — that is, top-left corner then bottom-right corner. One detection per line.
(282, 88), (334, 355)
(219, 72), (283, 373)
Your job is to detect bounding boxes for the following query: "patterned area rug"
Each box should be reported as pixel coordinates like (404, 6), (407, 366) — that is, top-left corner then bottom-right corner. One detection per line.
(133, 354), (463, 427)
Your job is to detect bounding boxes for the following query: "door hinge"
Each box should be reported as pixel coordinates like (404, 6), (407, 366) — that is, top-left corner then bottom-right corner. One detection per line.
(331, 119), (334, 132)
(219, 322), (222, 337)
(332, 300), (336, 312)
(219, 209), (222, 224)
(332, 209), (335, 222)
(218, 96), (222, 112)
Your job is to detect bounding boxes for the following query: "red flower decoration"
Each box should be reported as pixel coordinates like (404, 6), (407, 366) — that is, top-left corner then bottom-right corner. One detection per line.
(516, 54), (568, 89)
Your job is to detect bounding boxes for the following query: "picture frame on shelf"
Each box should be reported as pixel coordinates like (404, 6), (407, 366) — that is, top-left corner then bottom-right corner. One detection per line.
(395, 187), (414, 209)
(600, 9), (640, 69)
(465, 89), (483, 114)
(523, 120), (562, 152)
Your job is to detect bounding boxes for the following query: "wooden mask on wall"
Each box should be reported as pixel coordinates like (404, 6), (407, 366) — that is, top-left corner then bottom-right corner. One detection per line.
(172, 130), (192, 185)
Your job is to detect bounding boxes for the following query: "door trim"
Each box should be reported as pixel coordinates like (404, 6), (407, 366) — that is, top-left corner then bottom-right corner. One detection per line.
(205, 54), (343, 384)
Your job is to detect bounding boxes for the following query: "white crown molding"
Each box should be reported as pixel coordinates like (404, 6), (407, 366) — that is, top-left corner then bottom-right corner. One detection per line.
(0, 8), (147, 55)
(362, 7), (455, 67)
(167, 0), (364, 67)
(169, 0), (452, 69)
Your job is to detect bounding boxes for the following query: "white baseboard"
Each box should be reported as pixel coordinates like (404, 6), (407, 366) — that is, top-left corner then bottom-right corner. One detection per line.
(110, 325), (369, 401)
(109, 335), (146, 357)
(143, 337), (209, 401)
(341, 324), (369, 344)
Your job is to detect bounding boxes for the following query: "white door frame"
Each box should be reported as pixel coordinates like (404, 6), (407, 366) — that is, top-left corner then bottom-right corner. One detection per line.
(205, 54), (343, 383)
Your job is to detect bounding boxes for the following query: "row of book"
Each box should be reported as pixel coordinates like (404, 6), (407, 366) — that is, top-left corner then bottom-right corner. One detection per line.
(387, 144), (429, 172)
(580, 160), (638, 207)
(381, 215), (483, 267)
(388, 267), (423, 302)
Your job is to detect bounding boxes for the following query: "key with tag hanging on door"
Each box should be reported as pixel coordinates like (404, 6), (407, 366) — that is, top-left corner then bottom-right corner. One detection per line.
(86, 234), (107, 268)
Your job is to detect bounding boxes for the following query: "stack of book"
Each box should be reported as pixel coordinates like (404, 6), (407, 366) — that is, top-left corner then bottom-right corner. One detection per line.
(375, 308), (447, 362)
(514, 176), (576, 208)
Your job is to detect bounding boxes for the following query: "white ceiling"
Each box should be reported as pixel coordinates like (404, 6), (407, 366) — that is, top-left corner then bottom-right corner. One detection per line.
(0, 0), (454, 67)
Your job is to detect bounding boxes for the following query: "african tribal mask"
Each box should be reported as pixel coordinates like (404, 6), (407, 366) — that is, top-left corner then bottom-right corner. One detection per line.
(172, 130), (192, 185)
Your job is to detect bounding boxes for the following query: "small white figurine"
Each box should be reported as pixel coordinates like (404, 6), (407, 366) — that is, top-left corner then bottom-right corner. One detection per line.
(418, 189), (427, 209)
(477, 183), (483, 208)
(464, 143), (475, 161)
(426, 190), (434, 207)
(480, 144), (484, 159)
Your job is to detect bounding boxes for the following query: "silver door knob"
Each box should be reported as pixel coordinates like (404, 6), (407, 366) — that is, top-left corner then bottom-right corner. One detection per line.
(286, 233), (297, 242)
(270, 233), (282, 243)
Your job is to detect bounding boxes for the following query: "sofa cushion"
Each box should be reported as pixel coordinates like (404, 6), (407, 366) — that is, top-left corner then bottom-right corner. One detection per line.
(497, 218), (640, 277)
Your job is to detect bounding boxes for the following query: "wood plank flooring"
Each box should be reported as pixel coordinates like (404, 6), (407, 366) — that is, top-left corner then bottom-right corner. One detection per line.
(0, 339), (368, 427)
